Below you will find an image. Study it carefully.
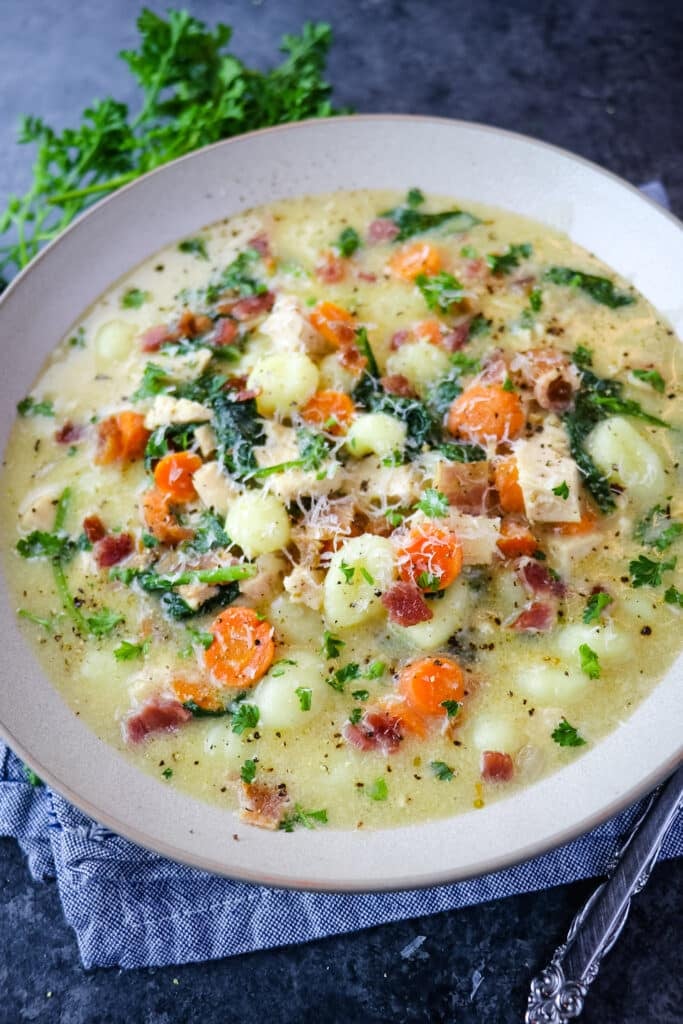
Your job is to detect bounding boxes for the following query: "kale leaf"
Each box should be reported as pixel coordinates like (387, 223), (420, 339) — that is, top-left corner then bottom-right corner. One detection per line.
(545, 266), (635, 308)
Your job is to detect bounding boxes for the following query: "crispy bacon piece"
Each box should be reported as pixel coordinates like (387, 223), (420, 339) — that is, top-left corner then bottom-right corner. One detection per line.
(381, 581), (433, 626)
(510, 601), (557, 632)
(140, 324), (173, 352)
(338, 343), (367, 374)
(512, 348), (580, 413)
(177, 310), (213, 338)
(390, 329), (411, 351)
(460, 257), (486, 282)
(247, 233), (271, 259)
(343, 710), (403, 754)
(481, 751), (514, 782)
(435, 460), (490, 515)
(95, 532), (134, 568)
(55, 421), (84, 444)
(238, 781), (291, 830)
(440, 320), (471, 352)
(123, 697), (192, 744)
(316, 252), (346, 283)
(518, 558), (566, 598)
(367, 218), (399, 243)
(213, 318), (238, 347)
(356, 270), (377, 283)
(229, 292), (275, 321)
(82, 515), (106, 544)
(380, 373), (416, 398)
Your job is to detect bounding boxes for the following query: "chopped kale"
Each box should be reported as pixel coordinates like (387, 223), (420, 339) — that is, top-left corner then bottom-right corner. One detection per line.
(415, 271), (465, 313)
(212, 393), (266, 479)
(438, 441), (487, 463)
(486, 242), (532, 275)
(186, 510), (231, 553)
(206, 248), (266, 302)
(632, 368), (665, 393)
(380, 191), (480, 242)
(545, 266), (635, 308)
(132, 362), (173, 401)
(279, 805), (328, 831)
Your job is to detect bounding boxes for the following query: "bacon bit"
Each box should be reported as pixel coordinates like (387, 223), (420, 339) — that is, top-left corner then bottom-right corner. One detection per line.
(440, 320), (471, 352)
(367, 218), (399, 243)
(316, 251), (346, 283)
(140, 324), (174, 352)
(338, 343), (367, 374)
(213, 318), (238, 347)
(381, 581), (433, 626)
(95, 532), (134, 568)
(230, 292), (275, 321)
(238, 781), (291, 830)
(511, 601), (557, 632)
(177, 310), (213, 338)
(481, 751), (514, 782)
(55, 421), (83, 444)
(518, 558), (566, 598)
(356, 270), (377, 283)
(343, 710), (403, 754)
(380, 374), (417, 398)
(82, 515), (106, 543)
(123, 697), (192, 744)
(435, 461), (490, 515)
(460, 258), (486, 282)
(247, 233), (271, 259)
(390, 329), (411, 351)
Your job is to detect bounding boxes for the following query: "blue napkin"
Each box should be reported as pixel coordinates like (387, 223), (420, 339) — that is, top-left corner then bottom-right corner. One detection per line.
(1, 179), (680, 970)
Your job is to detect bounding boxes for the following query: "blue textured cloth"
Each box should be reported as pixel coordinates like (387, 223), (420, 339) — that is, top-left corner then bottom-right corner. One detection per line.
(1, 180), (680, 970)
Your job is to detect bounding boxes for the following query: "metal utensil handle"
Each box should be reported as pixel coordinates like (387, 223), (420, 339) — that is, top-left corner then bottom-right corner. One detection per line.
(525, 762), (683, 1024)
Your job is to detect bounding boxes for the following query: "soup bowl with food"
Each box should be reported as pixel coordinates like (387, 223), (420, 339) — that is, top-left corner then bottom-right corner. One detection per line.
(0, 116), (681, 890)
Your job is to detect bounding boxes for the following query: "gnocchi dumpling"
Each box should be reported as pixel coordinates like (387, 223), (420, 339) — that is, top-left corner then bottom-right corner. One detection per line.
(585, 416), (666, 507)
(225, 491), (291, 557)
(255, 649), (331, 729)
(95, 320), (137, 365)
(471, 714), (522, 754)
(247, 352), (319, 416)
(384, 338), (451, 395)
(555, 623), (631, 668)
(391, 579), (470, 650)
(514, 661), (589, 705)
(345, 412), (407, 460)
(324, 534), (396, 628)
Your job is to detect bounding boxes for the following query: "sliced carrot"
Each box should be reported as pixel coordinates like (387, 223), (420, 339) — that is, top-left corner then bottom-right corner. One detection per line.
(496, 515), (538, 559)
(413, 319), (443, 346)
(172, 678), (224, 712)
(494, 455), (525, 515)
(447, 384), (525, 444)
(397, 524), (463, 592)
(301, 390), (355, 434)
(204, 607), (275, 689)
(398, 656), (465, 717)
(309, 301), (357, 347)
(375, 696), (428, 739)
(389, 242), (442, 281)
(95, 410), (150, 465)
(141, 487), (193, 545)
(557, 508), (598, 536)
(153, 451), (203, 503)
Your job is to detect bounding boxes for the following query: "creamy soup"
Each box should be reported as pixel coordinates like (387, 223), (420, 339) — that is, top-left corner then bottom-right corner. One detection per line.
(2, 189), (682, 833)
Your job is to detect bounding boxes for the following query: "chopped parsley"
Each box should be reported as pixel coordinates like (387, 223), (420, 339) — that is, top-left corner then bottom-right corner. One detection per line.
(231, 703), (260, 735)
(417, 571), (441, 591)
(295, 687), (312, 711)
(23, 765), (43, 787)
(572, 345), (593, 369)
(579, 643), (601, 679)
(348, 708), (363, 725)
(279, 806), (328, 832)
(629, 555), (676, 588)
(240, 759), (257, 783)
(271, 658), (297, 677)
(328, 662), (360, 692)
(339, 561), (355, 584)
(132, 362), (172, 400)
(364, 661), (386, 680)
(664, 586), (683, 608)
(551, 718), (587, 747)
(430, 760), (455, 781)
(415, 271), (465, 313)
(416, 488), (449, 518)
(631, 368), (665, 393)
(205, 248), (266, 302)
(552, 481), (569, 500)
(161, 768), (173, 780)
(385, 509), (406, 527)
(486, 242), (532, 275)
(114, 639), (151, 661)
(121, 286), (150, 309)
(634, 505), (683, 552)
(321, 631), (345, 659)
(352, 688), (370, 701)
(467, 314), (491, 339)
(583, 592), (612, 624)
(178, 237), (209, 261)
(367, 777), (388, 801)
(441, 700), (462, 718)
(544, 266), (635, 308)
(335, 225), (361, 258)
(501, 375), (515, 392)
(360, 567), (375, 586)
(17, 395), (54, 417)
(529, 287), (543, 312)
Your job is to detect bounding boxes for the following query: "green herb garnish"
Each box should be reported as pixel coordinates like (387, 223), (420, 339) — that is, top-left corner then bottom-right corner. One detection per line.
(415, 271), (465, 313)
(367, 777), (388, 801)
(416, 488), (449, 518)
(121, 286), (150, 309)
(552, 481), (569, 500)
(634, 505), (683, 552)
(231, 703), (260, 735)
(335, 226), (361, 258)
(430, 760), (455, 781)
(178, 237), (209, 261)
(240, 759), (257, 783)
(583, 592), (612, 624)
(17, 396), (54, 417)
(486, 242), (532, 275)
(114, 639), (151, 661)
(631, 368), (665, 393)
(579, 643), (601, 679)
(279, 805), (328, 832)
(295, 687), (312, 711)
(551, 718), (587, 747)
(545, 266), (635, 308)
(629, 555), (677, 588)
(321, 630), (345, 659)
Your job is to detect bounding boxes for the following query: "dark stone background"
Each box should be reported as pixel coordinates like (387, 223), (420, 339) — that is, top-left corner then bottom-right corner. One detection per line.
(0, 1), (681, 1021)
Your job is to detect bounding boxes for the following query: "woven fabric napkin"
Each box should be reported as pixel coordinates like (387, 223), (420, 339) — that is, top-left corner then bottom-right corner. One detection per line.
(0, 180), (679, 970)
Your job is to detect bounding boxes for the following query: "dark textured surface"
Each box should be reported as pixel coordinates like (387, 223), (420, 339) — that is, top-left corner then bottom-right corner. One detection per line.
(1, 1), (682, 1021)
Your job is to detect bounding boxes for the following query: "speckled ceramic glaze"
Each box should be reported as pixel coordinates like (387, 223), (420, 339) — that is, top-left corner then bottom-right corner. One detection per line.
(0, 116), (681, 890)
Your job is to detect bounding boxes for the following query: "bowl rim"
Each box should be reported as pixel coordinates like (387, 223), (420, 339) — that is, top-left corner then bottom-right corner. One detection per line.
(1, 113), (681, 892)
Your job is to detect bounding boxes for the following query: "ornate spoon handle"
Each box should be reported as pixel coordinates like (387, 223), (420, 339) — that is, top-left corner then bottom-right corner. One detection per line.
(525, 762), (683, 1023)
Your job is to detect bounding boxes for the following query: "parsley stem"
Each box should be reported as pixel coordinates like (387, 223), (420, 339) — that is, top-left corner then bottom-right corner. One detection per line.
(52, 558), (88, 633)
(47, 173), (137, 205)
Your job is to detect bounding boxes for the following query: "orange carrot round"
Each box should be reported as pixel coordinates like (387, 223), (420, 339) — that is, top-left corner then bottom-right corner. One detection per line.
(397, 524), (463, 592)
(375, 696), (428, 738)
(309, 301), (357, 347)
(95, 410), (150, 465)
(398, 656), (465, 717)
(494, 456), (525, 515)
(204, 607), (275, 689)
(413, 319), (444, 346)
(447, 384), (525, 444)
(301, 390), (355, 434)
(153, 451), (202, 503)
(496, 515), (538, 559)
(389, 242), (442, 281)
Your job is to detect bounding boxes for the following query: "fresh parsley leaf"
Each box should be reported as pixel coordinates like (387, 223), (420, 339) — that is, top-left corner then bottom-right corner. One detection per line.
(114, 638), (150, 661)
(161, 767), (173, 780)
(17, 395), (55, 417)
(629, 555), (676, 588)
(295, 687), (312, 711)
(352, 688), (370, 701)
(335, 226), (361, 258)
(178, 237), (209, 261)
(634, 505), (683, 552)
(23, 764), (43, 787)
(430, 760), (455, 781)
(501, 375), (515, 392)
(415, 271), (465, 313)
(271, 658), (297, 677)
(339, 561), (355, 584)
(551, 718), (587, 747)
(348, 708), (363, 725)
(486, 242), (532, 275)
(385, 509), (406, 527)
(417, 571), (441, 591)
(467, 314), (491, 339)
(406, 187), (425, 207)
(328, 662), (360, 692)
(367, 777), (388, 801)
(664, 585), (683, 608)
(17, 529), (74, 561)
(573, 345), (593, 369)
(416, 488), (449, 518)
(231, 703), (260, 735)
(360, 567), (375, 585)
(240, 759), (257, 783)
(132, 362), (172, 401)
(579, 643), (601, 679)
(552, 481), (569, 500)
(529, 287), (543, 312)
(279, 805), (328, 832)
(631, 368), (665, 393)
(364, 661), (385, 680)
(141, 531), (158, 548)
(441, 699), (461, 718)
(121, 286), (150, 309)
(583, 592), (612, 624)
(545, 266), (635, 308)
(86, 608), (124, 637)
(69, 327), (86, 348)
(321, 630), (345, 659)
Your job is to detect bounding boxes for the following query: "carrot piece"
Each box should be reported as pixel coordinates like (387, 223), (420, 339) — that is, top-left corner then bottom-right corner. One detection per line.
(446, 384), (525, 444)
(494, 455), (525, 515)
(557, 508), (598, 536)
(153, 451), (203, 503)
(301, 390), (355, 434)
(95, 410), (150, 465)
(375, 696), (428, 739)
(309, 301), (357, 347)
(389, 242), (442, 281)
(172, 679), (224, 712)
(397, 524), (463, 592)
(398, 656), (465, 717)
(496, 515), (538, 559)
(203, 607), (275, 689)
(413, 319), (443, 346)
(141, 487), (193, 545)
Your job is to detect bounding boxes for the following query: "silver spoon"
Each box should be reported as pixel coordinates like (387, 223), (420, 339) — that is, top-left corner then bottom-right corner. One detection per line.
(525, 762), (683, 1023)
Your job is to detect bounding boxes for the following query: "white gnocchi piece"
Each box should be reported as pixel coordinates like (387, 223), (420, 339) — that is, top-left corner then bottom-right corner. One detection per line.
(345, 412), (407, 459)
(324, 534), (396, 629)
(254, 650), (331, 729)
(225, 491), (291, 557)
(318, 353), (358, 393)
(555, 623), (631, 668)
(384, 338), (451, 395)
(269, 594), (324, 647)
(203, 722), (248, 767)
(95, 320), (137, 365)
(515, 662), (589, 705)
(471, 715), (522, 754)
(585, 416), (666, 507)
(247, 352), (319, 416)
(391, 579), (470, 650)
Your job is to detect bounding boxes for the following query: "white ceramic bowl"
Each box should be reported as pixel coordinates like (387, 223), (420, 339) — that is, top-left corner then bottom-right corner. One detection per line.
(1, 116), (681, 891)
